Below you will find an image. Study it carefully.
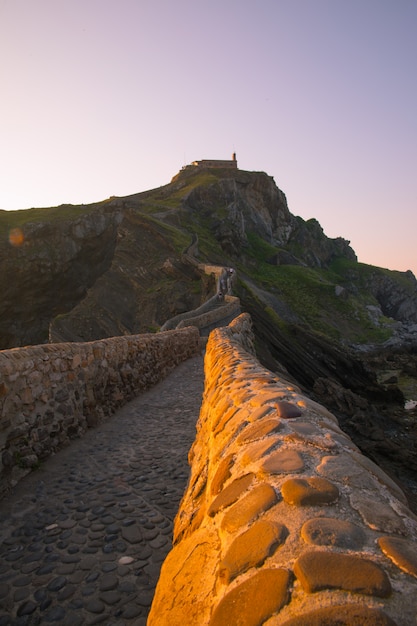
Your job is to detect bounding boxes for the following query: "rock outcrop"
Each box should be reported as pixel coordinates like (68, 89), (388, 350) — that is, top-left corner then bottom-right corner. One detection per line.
(180, 168), (356, 267)
(287, 216), (357, 267)
(366, 269), (417, 323)
(183, 171), (293, 253)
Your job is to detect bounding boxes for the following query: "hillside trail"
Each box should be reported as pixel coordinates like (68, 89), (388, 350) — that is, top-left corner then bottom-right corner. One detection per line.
(0, 355), (204, 625)
(161, 234), (239, 335)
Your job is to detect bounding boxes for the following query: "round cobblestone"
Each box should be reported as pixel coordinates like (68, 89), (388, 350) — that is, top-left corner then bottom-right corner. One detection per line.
(16, 600), (36, 618)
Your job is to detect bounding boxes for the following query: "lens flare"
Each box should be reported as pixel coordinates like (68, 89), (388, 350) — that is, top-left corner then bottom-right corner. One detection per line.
(8, 228), (24, 247)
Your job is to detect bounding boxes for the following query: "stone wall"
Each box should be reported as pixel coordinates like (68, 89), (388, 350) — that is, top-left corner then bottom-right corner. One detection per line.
(177, 296), (241, 336)
(0, 327), (200, 499)
(160, 294), (221, 331)
(148, 313), (417, 626)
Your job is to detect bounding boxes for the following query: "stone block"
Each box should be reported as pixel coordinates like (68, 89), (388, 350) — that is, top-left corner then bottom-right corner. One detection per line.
(147, 528), (220, 625)
(221, 483), (278, 533)
(219, 520), (287, 583)
(280, 605), (397, 625)
(210, 454), (234, 495)
(248, 391), (288, 407)
(301, 517), (366, 548)
(261, 449), (305, 474)
(275, 401), (302, 418)
(349, 493), (406, 534)
(236, 418), (281, 445)
(378, 536), (417, 578)
(213, 406), (243, 436)
(288, 421), (320, 436)
(281, 477), (339, 506)
(20, 388), (33, 405)
(208, 473), (255, 517)
(317, 453), (381, 490)
(294, 551), (391, 597)
(209, 568), (290, 626)
(240, 437), (280, 466)
(247, 405), (275, 423)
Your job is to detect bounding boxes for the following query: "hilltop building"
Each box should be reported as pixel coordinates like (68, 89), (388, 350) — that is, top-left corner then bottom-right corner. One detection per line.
(192, 153), (237, 169)
(181, 153), (238, 172)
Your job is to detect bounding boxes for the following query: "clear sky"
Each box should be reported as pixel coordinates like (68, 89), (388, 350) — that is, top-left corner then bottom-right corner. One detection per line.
(1, 0), (416, 276)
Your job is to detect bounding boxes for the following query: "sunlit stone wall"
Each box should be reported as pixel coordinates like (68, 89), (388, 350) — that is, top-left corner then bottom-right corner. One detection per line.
(0, 327), (200, 499)
(148, 313), (417, 626)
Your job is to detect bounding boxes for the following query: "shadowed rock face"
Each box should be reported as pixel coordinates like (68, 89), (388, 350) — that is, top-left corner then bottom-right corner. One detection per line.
(0, 207), (122, 348)
(48, 211), (204, 343)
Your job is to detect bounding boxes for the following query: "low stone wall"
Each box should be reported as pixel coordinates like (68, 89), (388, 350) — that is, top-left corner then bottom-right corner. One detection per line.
(177, 295), (241, 335)
(148, 313), (417, 626)
(0, 327), (200, 499)
(160, 294), (221, 331)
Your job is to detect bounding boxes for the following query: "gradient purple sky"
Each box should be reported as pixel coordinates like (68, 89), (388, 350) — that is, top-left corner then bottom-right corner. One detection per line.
(1, 0), (416, 276)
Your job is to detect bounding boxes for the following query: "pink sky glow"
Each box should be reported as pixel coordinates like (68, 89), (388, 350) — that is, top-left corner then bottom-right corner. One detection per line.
(1, 0), (416, 276)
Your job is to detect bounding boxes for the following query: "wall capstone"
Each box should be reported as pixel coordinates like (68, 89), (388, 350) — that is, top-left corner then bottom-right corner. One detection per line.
(148, 313), (417, 625)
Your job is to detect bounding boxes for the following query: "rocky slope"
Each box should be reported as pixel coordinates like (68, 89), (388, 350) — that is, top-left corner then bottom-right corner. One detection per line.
(1, 165), (417, 508)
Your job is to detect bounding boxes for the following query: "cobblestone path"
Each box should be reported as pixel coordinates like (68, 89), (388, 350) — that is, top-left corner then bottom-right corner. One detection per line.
(0, 355), (204, 626)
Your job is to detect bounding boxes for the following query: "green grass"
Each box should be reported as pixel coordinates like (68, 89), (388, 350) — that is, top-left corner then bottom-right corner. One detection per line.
(264, 305), (288, 330)
(140, 214), (190, 253)
(238, 232), (393, 344)
(138, 171), (219, 212)
(0, 202), (104, 236)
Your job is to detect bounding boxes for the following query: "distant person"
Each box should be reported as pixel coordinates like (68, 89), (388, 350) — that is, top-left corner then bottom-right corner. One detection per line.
(219, 268), (228, 294)
(226, 268), (235, 293)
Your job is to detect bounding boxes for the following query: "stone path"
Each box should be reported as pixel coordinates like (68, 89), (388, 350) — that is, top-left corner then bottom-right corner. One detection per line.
(0, 356), (204, 626)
